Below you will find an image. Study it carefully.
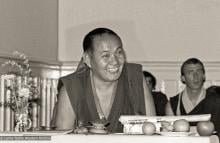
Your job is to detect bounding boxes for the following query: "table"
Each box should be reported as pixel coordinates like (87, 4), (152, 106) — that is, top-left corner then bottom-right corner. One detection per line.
(0, 133), (218, 143)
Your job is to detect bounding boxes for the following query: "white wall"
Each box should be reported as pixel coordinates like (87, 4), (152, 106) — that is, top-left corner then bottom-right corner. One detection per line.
(0, 0), (58, 63)
(58, 0), (220, 62)
(0, 0), (220, 97)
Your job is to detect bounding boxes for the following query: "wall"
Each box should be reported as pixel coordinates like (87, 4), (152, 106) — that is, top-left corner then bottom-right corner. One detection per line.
(0, 0), (220, 97)
(0, 0), (58, 63)
(58, 0), (220, 62)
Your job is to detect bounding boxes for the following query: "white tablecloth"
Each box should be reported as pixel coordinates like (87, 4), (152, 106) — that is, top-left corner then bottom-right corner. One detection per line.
(0, 132), (219, 143)
(52, 134), (218, 143)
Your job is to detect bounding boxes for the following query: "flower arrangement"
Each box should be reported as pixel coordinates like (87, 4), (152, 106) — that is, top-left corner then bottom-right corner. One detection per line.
(0, 51), (39, 131)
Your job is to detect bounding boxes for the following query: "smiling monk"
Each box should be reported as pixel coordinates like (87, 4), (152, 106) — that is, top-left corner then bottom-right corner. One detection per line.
(53, 28), (156, 133)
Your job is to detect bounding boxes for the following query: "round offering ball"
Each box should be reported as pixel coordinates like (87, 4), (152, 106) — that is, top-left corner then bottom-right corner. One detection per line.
(142, 121), (156, 135)
(173, 119), (190, 132)
(197, 121), (215, 136)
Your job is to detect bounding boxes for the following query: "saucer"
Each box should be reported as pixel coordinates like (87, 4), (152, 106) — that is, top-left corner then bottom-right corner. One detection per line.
(89, 128), (108, 134)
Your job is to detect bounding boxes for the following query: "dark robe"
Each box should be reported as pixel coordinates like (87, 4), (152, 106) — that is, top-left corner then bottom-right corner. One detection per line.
(152, 91), (168, 116)
(170, 86), (220, 137)
(57, 63), (146, 133)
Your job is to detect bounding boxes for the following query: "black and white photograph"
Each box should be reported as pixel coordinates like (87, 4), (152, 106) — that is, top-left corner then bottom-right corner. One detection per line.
(0, 0), (220, 142)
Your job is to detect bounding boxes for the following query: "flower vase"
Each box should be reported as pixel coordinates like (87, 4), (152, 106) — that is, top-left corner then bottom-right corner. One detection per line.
(14, 112), (32, 132)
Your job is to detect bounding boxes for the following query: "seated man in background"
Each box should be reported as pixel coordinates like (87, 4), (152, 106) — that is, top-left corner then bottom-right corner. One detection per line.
(165, 58), (220, 136)
(143, 71), (168, 116)
(54, 28), (155, 133)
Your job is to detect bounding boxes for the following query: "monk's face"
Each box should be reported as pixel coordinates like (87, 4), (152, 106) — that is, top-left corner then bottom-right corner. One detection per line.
(88, 34), (125, 82)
